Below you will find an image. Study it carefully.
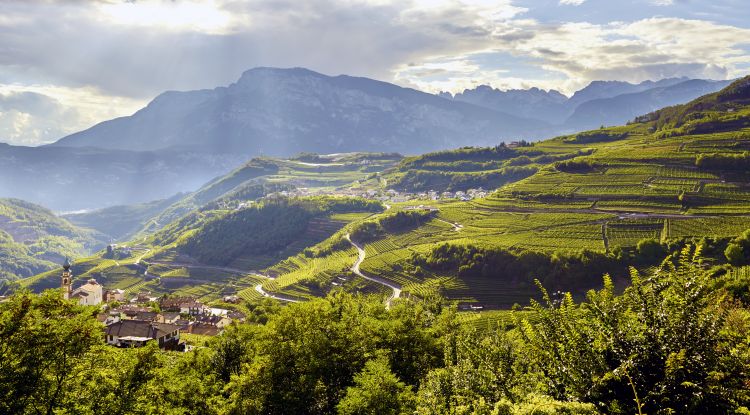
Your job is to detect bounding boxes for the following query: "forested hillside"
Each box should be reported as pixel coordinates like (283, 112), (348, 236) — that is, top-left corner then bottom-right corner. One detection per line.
(0, 198), (104, 292)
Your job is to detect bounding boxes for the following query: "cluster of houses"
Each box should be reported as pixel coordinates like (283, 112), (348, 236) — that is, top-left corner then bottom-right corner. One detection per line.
(60, 259), (244, 351)
(230, 187), (489, 211)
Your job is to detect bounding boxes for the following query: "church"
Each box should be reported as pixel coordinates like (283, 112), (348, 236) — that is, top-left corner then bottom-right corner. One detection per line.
(61, 258), (103, 306)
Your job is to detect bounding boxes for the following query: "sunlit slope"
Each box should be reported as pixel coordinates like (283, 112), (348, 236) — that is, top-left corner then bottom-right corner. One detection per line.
(268, 76), (750, 307)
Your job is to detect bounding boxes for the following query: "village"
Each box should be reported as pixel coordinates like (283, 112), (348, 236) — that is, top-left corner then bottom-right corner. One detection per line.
(234, 186), (490, 210)
(59, 258), (244, 351)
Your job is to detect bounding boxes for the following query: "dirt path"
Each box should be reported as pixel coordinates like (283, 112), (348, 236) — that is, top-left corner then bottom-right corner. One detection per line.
(254, 283), (300, 303)
(435, 218), (463, 231)
(345, 233), (401, 307)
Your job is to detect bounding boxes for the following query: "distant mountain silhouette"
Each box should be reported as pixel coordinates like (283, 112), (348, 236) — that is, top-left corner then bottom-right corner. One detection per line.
(51, 67), (549, 156)
(443, 77), (730, 130)
(565, 79), (732, 130)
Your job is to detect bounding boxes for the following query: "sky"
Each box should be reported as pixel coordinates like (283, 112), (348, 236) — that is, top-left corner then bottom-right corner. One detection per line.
(0, 0), (749, 146)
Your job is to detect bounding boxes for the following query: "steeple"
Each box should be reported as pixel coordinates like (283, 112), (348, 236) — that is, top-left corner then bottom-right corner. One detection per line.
(61, 257), (72, 300)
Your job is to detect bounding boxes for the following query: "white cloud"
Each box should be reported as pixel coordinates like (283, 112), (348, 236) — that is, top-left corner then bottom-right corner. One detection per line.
(0, 85), (144, 146)
(0, 0), (748, 144)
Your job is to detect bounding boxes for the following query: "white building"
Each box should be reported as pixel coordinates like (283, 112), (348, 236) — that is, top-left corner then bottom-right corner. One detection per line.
(72, 279), (103, 306)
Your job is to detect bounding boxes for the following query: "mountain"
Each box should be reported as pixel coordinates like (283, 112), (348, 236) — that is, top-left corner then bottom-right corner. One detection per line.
(445, 86), (568, 123)
(444, 77), (729, 129)
(0, 198), (105, 290)
(564, 79), (733, 130)
(51, 67), (549, 156)
(565, 77), (689, 107)
(0, 144), (246, 211)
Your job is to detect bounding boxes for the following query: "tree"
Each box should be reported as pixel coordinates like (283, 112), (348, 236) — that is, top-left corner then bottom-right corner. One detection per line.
(0, 290), (102, 415)
(518, 247), (750, 414)
(725, 242), (745, 265)
(337, 355), (415, 415)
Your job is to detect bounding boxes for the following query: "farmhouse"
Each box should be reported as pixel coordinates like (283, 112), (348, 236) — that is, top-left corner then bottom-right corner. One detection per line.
(104, 320), (181, 349)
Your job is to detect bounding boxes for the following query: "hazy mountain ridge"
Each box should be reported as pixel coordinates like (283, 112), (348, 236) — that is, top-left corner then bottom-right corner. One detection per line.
(0, 143), (246, 211)
(444, 77), (730, 130)
(565, 78), (733, 130)
(52, 67), (549, 155)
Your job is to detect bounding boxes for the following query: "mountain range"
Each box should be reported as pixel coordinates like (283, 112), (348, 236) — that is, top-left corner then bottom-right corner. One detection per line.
(51, 67), (546, 155)
(0, 67), (735, 211)
(443, 77), (732, 130)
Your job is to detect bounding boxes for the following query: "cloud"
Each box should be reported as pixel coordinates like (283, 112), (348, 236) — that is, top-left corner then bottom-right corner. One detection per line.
(396, 15), (750, 94)
(0, 86), (143, 146)
(0, 0), (748, 145)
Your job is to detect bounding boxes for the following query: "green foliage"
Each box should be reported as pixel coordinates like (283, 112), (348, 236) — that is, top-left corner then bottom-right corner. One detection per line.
(167, 196), (382, 265)
(636, 238), (666, 260)
(725, 229), (750, 266)
(696, 152), (750, 170)
(412, 243), (618, 292)
(518, 247), (750, 414)
(349, 210), (435, 243)
(563, 129), (628, 144)
(0, 290), (103, 414)
(223, 293), (446, 415)
(554, 158), (600, 173)
(337, 355), (416, 415)
(391, 166), (537, 193)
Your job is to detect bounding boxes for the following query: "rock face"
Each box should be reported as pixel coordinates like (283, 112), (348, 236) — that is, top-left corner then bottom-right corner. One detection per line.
(51, 67), (549, 156)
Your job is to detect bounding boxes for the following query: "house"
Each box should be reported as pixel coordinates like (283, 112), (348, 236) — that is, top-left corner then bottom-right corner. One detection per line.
(157, 312), (180, 324)
(134, 311), (158, 322)
(222, 295), (240, 304)
(195, 314), (232, 328)
(180, 301), (208, 316)
(227, 310), (246, 322)
(104, 320), (181, 349)
(160, 296), (197, 312)
(71, 279), (103, 306)
(105, 289), (125, 303)
(96, 313), (121, 326)
(112, 304), (153, 319)
(189, 323), (221, 336)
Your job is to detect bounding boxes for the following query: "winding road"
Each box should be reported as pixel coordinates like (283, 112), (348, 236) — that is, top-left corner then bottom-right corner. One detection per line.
(345, 233), (401, 307)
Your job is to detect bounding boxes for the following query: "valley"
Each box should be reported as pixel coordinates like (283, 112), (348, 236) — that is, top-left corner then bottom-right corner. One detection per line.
(10, 76), (750, 311)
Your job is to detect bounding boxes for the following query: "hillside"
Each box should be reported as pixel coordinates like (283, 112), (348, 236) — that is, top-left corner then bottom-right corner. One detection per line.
(51, 67), (548, 156)
(20, 76), (750, 308)
(0, 198), (104, 291)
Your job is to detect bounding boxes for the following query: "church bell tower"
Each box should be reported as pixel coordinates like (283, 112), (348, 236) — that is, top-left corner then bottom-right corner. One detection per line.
(61, 257), (72, 300)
